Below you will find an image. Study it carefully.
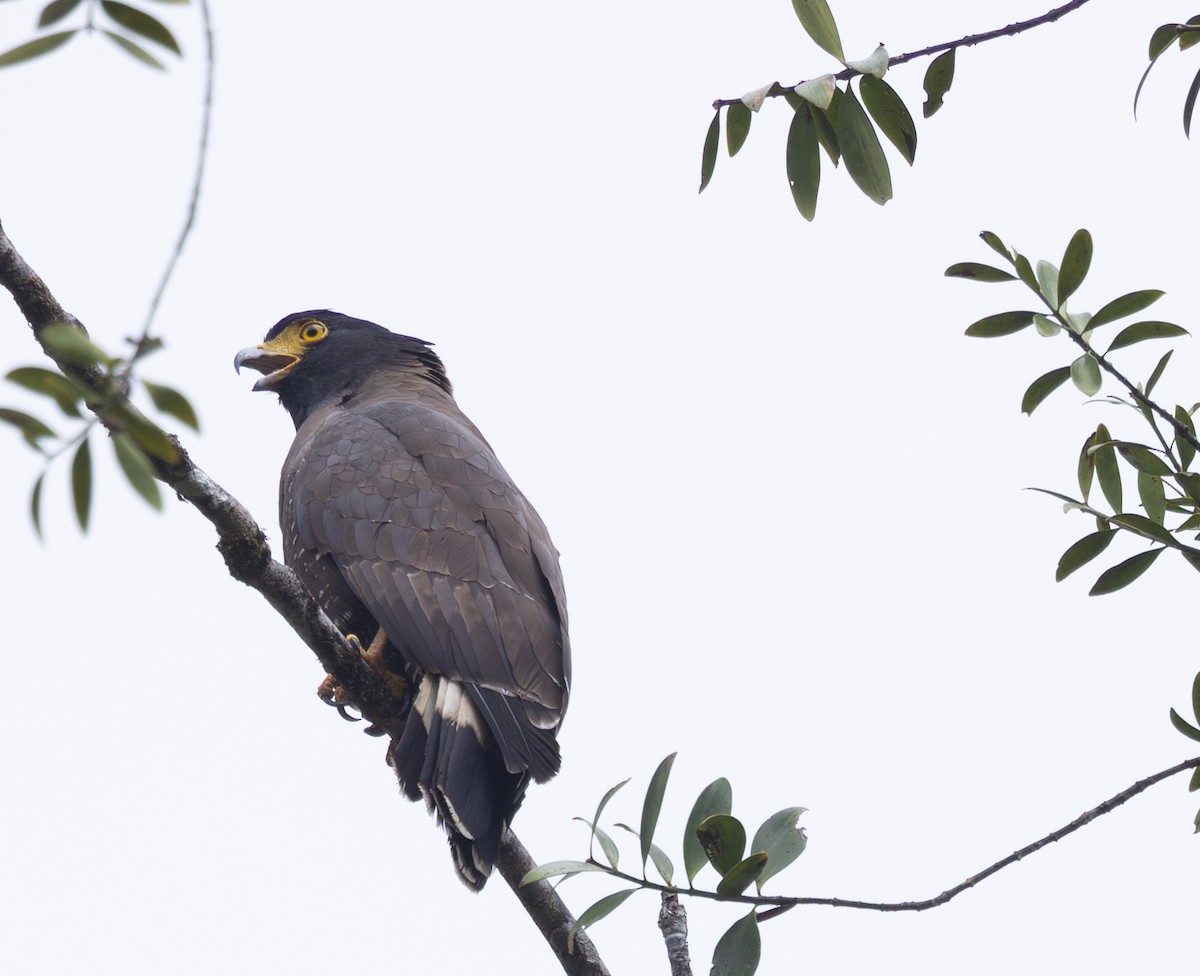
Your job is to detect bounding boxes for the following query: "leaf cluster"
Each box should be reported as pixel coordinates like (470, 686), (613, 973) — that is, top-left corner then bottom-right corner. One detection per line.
(700, 0), (957, 219)
(0, 323), (198, 535)
(1135, 16), (1200, 135)
(522, 754), (808, 976)
(949, 228), (1200, 597)
(0, 0), (187, 71)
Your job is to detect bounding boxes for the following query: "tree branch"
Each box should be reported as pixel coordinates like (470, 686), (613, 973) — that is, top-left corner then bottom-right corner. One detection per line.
(591, 755), (1200, 912)
(712, 0), (1094, 109)
(657, 892), (693, 976)
(0, 216), (608, 976)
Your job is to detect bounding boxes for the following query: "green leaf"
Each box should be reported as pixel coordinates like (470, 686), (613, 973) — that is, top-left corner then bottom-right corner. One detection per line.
(789, 0), (844, 62)
(1138, 471), (1166, 525)
(922, 49), (955, 117)
(1169, 707), (1200, 743)
(1176, 472), (1200, 506)
(0, 30), (78, 68)
(0, 407), (57, 448)
(859, 75), (916, 164)
(700, 110), (720, 193)
(6, 366), (84, 417)
(1184, 65), (1200, 137)
(639, 752), (676, 873)
(111, 401), (178, 462)
(40, 323), (110, 367)
(586, 777), (629, 864)
(1183, 17), (1200, 51)
(1012, 254), (1039, 294)
(964, 311), (1036, 338)
(944, 262), (1016, 283)
(566, 889), (638, 952)
(519, 860), (610, 885)
(1094, 425), (1122, 511)
(1070, 353), (1101, 396)
(1192, 670), (1200, 724)
(711, 910), (761, 976)
(785, 106), (820, 221)
(1058, 229), (1092, 305)
(1033, 314), (1061, 337)
(70, 437), (92, 531)
(38, 0), (85, 28)
(1021, 366), (1071, 415)
(697, 814), (746, 876)
(142, 380), (199, 430)
(1114, 442), (1173, 476)
(684, 777), (733, 885)
(979, 230), (1009, 260)
(1146, 350), (1173, 397)
(750, 806), (808, 892)
(613, 823), (675, 886)
(1078, 432), (1096, 501)
(100, 29), (164, 69)
(726, 102), (751, 157)
(1136, 26), (1182, 118)
(100, 1), (181, 53)
(716, 852), (769, 897)
(30, 471), (45, 540)
(574, 817), (620, 870)
(112, 432), (162, 510)
(836, 87), (891, 205)
(1056, 530), (1116, 582)
(1174, 406), (1196, 470)
(1088, 547), (1164, 596)
(1088, 290), (1164, 330)
(1036, 261), (1059, 310)
(1110, 513), (1176, 546)
(1149, 23), (1183, 60)
(1105, 321), (1187, 353)
(812, 104), (840, 164)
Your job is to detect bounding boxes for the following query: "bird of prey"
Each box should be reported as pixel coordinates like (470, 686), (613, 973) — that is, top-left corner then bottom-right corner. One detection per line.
(235, 311), (570, 889)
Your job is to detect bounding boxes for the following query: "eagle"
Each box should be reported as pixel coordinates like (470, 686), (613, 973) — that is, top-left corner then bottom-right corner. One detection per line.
(235, 311), (570, 889)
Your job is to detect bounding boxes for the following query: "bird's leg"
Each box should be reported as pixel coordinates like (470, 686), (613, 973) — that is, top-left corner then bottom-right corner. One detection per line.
(316, 628), (408, 734)
(317, 644), (363, 722)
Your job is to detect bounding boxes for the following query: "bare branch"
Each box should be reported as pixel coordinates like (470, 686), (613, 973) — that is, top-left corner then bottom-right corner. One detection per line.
(657, 892), (693, 976)
(713, 0), (1094, 109)
(0, 216), (608, 976)
(496, 831), (611, 976)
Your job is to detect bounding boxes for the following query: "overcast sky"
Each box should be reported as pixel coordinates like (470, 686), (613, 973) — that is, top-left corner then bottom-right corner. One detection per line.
(2, 1), (1198, 974)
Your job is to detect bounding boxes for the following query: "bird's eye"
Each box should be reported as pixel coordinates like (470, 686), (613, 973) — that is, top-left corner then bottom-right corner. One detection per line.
(298, 320), (328, 344)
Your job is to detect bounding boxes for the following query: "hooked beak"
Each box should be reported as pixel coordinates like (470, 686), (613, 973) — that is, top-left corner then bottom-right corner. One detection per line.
(234, 346), (300, 391)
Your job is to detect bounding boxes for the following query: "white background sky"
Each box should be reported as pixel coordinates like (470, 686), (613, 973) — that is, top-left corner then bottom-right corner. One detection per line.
(1, 1), (1198, 973)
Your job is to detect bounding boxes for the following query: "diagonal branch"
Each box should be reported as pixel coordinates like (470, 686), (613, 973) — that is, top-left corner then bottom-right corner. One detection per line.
(713, 0), (1094, 109)
(0, 216), (608, 976)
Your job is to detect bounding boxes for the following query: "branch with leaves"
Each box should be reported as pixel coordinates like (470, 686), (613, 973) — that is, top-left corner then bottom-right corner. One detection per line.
(949, 227), (1200, 600)
(699, 1), (1200, 221)
(522, 740), (1200, 976)
(0, 217), (610, 976)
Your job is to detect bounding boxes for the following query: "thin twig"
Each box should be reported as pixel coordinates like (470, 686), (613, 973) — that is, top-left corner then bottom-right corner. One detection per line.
(0, 217), (609, 976)
(713, 0), (1094, 109)
(135, 0), (214, 349)
(593, 755), (1200, 912)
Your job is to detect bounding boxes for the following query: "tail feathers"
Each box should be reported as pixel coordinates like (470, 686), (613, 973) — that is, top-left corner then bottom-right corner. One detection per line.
(387, 674), (524, 890)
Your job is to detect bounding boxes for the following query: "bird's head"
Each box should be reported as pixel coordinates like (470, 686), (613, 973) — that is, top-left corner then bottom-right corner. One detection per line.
(235, 310), (450, 427)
